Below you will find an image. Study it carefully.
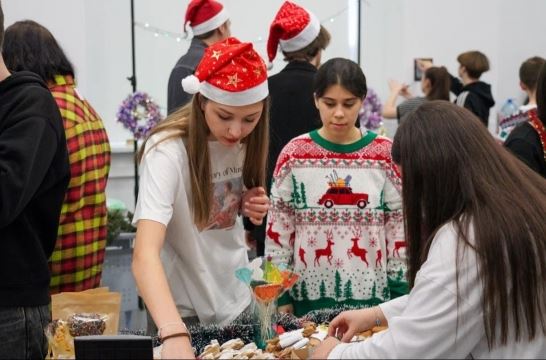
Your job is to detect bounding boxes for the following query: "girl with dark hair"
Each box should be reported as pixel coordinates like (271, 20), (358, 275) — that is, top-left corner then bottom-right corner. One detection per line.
(132, 38), (269, 359)
(382, 66), (451, 123)
(3, 20), (74, 81)
(2, 20), (111, 295)
(312, 101), (546, 359)
(505, 61), (546, 177)
(265, 58), (407, 317)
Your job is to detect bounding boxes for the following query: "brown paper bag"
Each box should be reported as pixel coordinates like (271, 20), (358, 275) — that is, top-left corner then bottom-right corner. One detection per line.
(51, 291), (121, 335)
(47, 290), (121, 359)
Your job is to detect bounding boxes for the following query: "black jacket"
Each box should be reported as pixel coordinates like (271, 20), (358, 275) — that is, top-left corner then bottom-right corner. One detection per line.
(0, 71), (70, 306)
(250, 61), (320, 255)
(450, 74), (495, 126)
(505, 122), (546, 178)
(167, 38), (207, 114)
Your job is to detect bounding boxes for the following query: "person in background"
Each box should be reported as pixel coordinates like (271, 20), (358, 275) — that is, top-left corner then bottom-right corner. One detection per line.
(505, 61), (546, 177)
(167, 0), (230, 114)
(3, 20), (112, 294)
(382, 66), (451, 123)
(312, 101), (546, 359)
(248, 1), (331, 257)
(497, 56), (545, 140)
(517, 56), (545, 114)
(266, 58), (407, 317)
(0, 2), (70, 358)
(419, 51), (495, 126)
(132, 37), (270, 359)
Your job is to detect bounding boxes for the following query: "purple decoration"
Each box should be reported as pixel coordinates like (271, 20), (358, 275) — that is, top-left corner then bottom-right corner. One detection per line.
(116, 91), (163, 139)
(358, 88), (383, 131)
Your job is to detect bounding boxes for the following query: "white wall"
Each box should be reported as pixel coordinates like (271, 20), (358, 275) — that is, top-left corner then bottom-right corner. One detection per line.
(362, 0), (546, 136)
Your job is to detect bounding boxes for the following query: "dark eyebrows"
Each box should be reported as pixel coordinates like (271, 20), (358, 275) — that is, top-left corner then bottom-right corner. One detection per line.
(322, 97), (359, 102)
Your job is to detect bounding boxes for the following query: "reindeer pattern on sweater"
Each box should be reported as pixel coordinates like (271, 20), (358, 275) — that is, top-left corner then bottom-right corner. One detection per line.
(265, 130), (408, 316)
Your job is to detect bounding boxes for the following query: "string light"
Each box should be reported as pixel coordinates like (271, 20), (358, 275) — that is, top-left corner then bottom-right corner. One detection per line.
(134, 6), (348, 43)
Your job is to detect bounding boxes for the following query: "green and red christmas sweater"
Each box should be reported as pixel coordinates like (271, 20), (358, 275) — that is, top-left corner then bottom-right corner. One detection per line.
(265, 130), (408, 317)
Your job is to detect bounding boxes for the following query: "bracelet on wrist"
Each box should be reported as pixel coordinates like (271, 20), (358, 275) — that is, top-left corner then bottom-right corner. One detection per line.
(158, 322), (188, 339)
(160, 331), (192, 343)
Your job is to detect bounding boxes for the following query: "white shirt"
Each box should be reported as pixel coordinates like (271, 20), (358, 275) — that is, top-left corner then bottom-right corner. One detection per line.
(133, 133), (251, 326)
(329, 222), (546, 359)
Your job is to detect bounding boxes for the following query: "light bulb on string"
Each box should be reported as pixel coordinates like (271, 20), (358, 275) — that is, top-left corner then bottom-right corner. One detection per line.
(137, 6), (347, 43)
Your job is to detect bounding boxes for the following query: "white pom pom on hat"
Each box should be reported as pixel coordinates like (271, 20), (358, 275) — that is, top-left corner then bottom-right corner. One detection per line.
(181, 74), (201, 94)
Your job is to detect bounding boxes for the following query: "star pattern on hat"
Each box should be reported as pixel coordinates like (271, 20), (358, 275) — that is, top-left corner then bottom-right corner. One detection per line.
(227, 73), (242, 88)
(267, 1), (317, 63)
(189, 37), (268, 104)
(211, 50), (222, 61)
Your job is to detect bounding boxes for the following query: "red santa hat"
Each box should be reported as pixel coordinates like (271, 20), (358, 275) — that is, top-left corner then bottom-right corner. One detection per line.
(267, 1), (321, 64)
(181, 37), (269, 106)
(184, 0), (230, 36)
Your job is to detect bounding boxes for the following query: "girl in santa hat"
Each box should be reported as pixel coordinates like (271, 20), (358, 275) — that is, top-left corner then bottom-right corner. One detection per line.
(132, 37), (270, 359)
(265, 58), (408, 317)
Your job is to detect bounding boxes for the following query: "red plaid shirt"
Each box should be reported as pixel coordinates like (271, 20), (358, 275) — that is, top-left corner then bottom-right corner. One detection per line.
(48, 75), (111, 294)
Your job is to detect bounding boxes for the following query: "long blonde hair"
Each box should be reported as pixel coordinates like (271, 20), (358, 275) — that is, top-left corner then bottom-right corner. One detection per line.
(139, 94), (270, 228)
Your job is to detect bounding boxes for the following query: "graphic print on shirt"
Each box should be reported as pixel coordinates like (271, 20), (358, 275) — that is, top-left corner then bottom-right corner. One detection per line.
(317, 170), (369, 209)
(205, 174), (243, 231)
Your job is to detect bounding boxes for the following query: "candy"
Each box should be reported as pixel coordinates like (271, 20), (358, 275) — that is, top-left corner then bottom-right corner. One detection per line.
(67, 313), (106, 337)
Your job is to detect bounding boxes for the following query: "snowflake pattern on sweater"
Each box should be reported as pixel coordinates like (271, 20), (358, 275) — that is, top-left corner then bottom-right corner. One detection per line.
(265, 130), (408, 316)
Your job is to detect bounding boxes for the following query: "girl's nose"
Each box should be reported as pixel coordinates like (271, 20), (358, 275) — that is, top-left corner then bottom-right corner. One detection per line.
(334, 106), (344, 118)
(228, 122), (242, 138)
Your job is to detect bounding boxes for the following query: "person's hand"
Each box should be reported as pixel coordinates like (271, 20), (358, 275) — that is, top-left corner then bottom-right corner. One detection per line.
(242, 187), (270, 225)
(400, 84), (413, 99)
(161, 336), (195, 359)
(277, 304), (294, 314)
(309, 336), (340, 359)
(245, 231), (257, 250)
(417, 59), (433, 71)
(328, 307), (380, 342)
(388, 79), (405, 94)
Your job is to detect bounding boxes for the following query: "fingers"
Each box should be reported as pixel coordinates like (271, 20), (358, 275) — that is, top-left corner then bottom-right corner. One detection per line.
(250, 217), (263, 226)
(328, 315), (345, 336)
(340, 328), (355, 343)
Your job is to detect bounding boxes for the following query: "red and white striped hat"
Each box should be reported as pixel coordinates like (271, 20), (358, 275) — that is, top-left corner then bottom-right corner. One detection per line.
(184, 0), (230, 36)
(267, 1), (320, 63)
(182, 37), (269, 106)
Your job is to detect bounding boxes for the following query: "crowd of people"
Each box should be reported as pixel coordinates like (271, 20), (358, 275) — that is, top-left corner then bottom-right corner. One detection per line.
(0, 0), (545, 358)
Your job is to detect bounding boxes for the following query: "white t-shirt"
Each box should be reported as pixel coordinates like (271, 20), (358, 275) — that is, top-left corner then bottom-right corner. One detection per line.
(329, 222), (546, 359)
(133, 133), (251, 326)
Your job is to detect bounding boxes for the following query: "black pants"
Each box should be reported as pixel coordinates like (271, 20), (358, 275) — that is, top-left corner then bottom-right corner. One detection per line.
(0, 305), (50, 359)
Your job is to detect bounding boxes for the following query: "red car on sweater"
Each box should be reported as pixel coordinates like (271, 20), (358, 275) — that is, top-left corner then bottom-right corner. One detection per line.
(318, 186), (369, 209)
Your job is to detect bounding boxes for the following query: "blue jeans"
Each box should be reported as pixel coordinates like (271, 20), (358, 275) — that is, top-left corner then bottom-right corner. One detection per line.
(0, 305), (50, 359)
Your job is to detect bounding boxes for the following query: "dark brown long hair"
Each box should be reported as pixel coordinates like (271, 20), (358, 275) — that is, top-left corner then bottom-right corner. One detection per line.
(392, 101), (546, 348)
(139, 95), (269, 228)
(424, 66), (450, 101)
(537, 62), (546, 125)
(2, 20), (74, 82)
